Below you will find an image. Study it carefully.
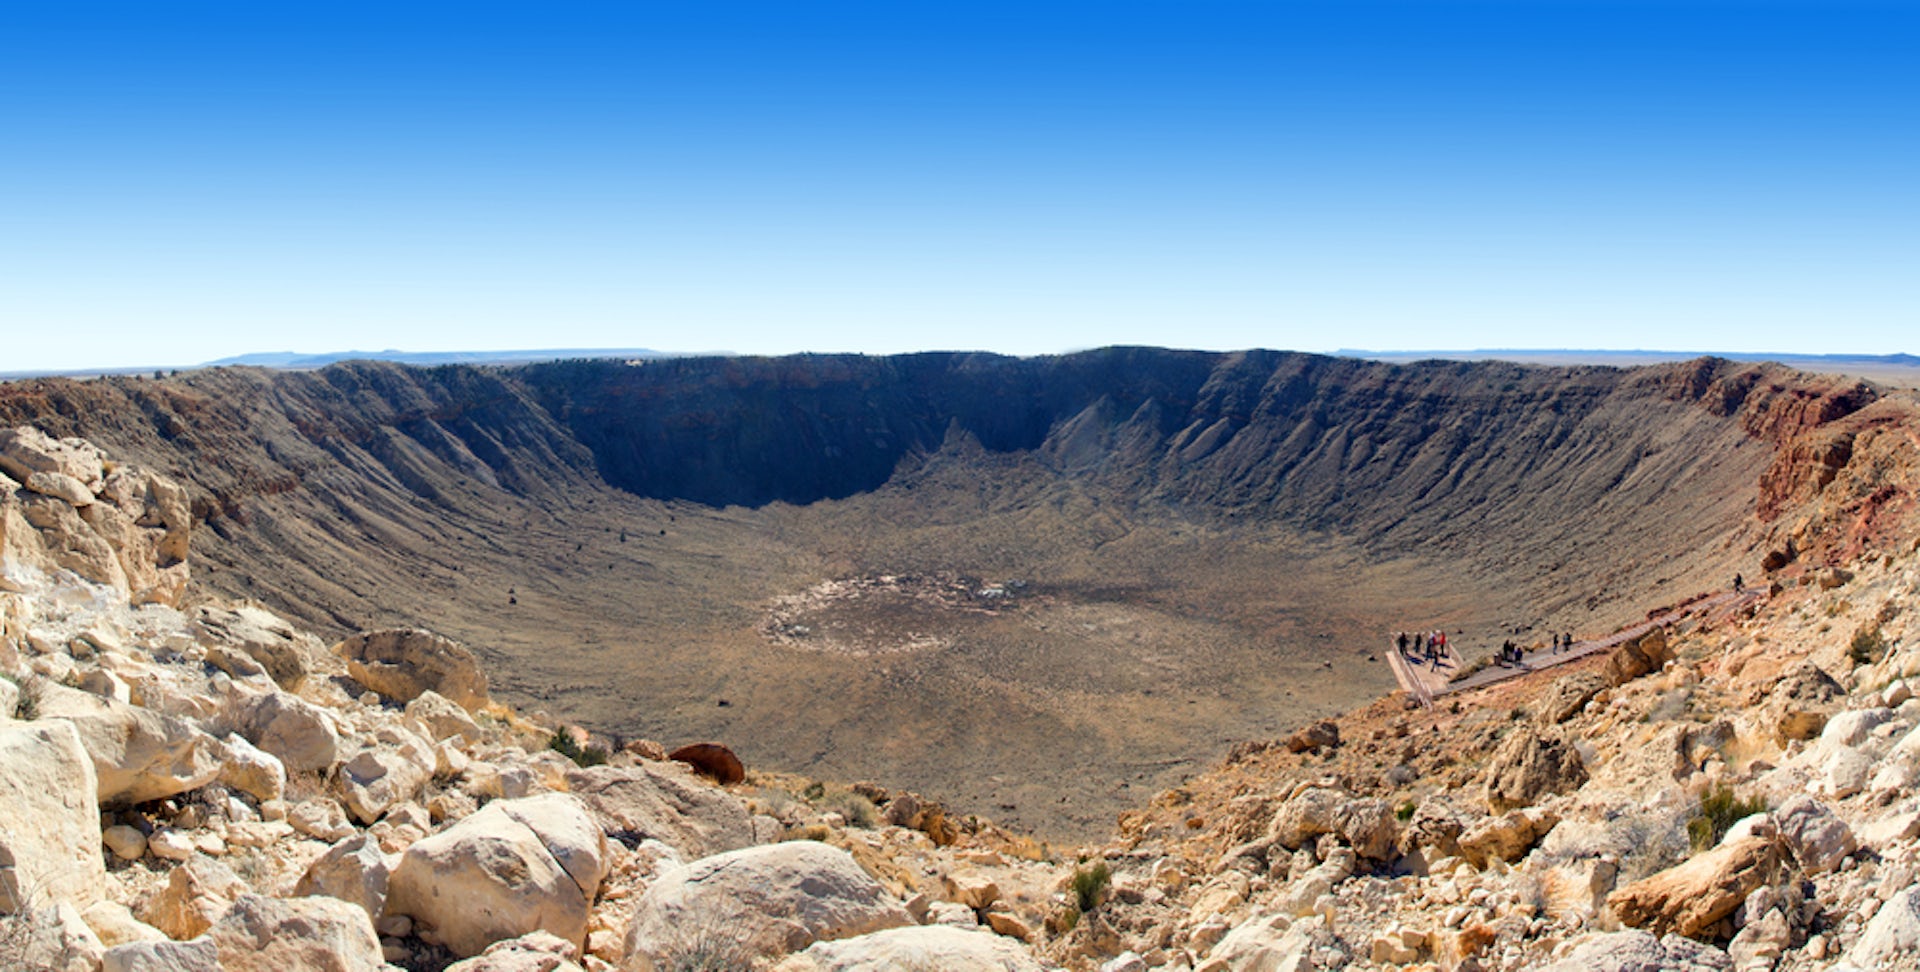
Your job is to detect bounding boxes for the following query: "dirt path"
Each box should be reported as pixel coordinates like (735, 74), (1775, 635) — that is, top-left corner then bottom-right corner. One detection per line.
(1387, 588), (1768, 703)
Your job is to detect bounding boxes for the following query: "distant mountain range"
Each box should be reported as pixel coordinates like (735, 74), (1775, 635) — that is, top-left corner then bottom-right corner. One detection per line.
(0, 348), (699, 380)
(1342, 348), (1920, 370)
(201, 348), (691, 369)
(5, 347), (1916, 383)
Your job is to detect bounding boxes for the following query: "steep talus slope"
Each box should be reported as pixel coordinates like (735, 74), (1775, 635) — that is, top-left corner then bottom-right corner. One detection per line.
(0, 349), (1905, 840)
(0, 364), (620, 635)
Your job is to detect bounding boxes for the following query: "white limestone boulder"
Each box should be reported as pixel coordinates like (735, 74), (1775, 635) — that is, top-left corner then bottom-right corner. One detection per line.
(35, 681), (224, 804)
(241, 690), (340, 774)
(336, 725), (436, 824)
(193, 605), (324, 689)
(443, 931), (588, 972)
(1846, 884), (1920, 970)
(623, 841), (913, 970)
(81, 900), (168, 948)
(1267, 787), (1344, 850)
(204, 894), (386, 972)
(288, 798), (356, 842)
(294, 834), (391, 919)
(27, 470), (96, 507)
(566, 761), (756, 860)
(405, 689), (483, 743)
(0, 901), (100, 972)
(0, 719), (105, 912)
(136, 859), (249, 941)
(489, 792), (611, 900)
(1459, 807), (1559, 869)
(335, 628), (490, 711)
(0, 427), (105, 491)
(387, 794), (606, 958)
(218, 732), (286, 804)
(1821, 707), (1894, 749)
(1205, 912), (1324, 972)
(1536, 929), (1733, 971)
(770, 924), (1050, 971)
(101, 938), (221, 972)
(1818, 745), (1874, 799)
(16, 495), (131, 595)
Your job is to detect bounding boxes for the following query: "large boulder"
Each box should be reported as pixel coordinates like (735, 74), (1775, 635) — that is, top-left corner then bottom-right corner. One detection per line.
(241, 691), (340, 773)
(387, 794), (606, 958)
(217, 733), (286, 804)
(82, 901), (168, 949)
(204, 894), (385, 972)
(566, 762), (755, 860)
(1459, 807), (1560, 868)
(1267, 786), (1345, 850)
(101, 938), (221, 972)
(1604, 628), (1674, 686)
(193, 606), (323, 690)
(1538, 671), (1608, 725)
(35, 682), (224, 805)
(29, 471), (94, 507)
(1205, 912), (1327, 972)
(1285, 720), (1340, 754)
(770, 925), (1050, 971)
(1764, 661), (1846, 743)
(1333, 797), (1399, 861)
(137, 860), (249, 941)
(15, 495), (131, 597)
(10, 900), (106, 972)
(1537, 930), (1733, 972)
(335, 628), (489, 711)
(336, 726), (436, 824)
(294, 834), (390, 919)
(0, 429), (191, 607)
(0, 427), (103, 488)
(0, 719), (105, 912)
(405, 690), (483, 743)
(1845, 884), (1920, 970)
(1771, 794), (1855, 874)
(1606, 836), (1780, 938)
(668, 742), (745, 785)
(444, 932), (587, 972)
(1821, 707), (1894, 749)
(623, 841), (914, 970)
(1482, 726), (1587, 814)
(489, 792), (610, 900)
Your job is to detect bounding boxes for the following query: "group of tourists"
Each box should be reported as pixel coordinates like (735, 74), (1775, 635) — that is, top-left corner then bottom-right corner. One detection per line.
(1398, 629), (1583, 675)
(1498, 639), (1525, 666)
(1394, 629), (1450, 670)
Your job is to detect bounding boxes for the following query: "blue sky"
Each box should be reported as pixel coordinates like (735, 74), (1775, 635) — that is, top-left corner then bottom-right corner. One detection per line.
(3, 1), (1915, 371)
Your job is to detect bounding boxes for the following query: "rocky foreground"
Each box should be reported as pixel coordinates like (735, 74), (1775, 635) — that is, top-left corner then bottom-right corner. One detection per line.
(5, 422), (1920, 971)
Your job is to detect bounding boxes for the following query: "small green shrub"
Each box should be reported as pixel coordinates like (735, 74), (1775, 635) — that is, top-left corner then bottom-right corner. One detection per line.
(548, 730), (607, 768)
(1070, 860), (1111, 913)
(1395, 800), (1417, 822)
(659, 914), (756, 972)
(1687, 784), (1767, 852)
(1611, 810), (1692, 882)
